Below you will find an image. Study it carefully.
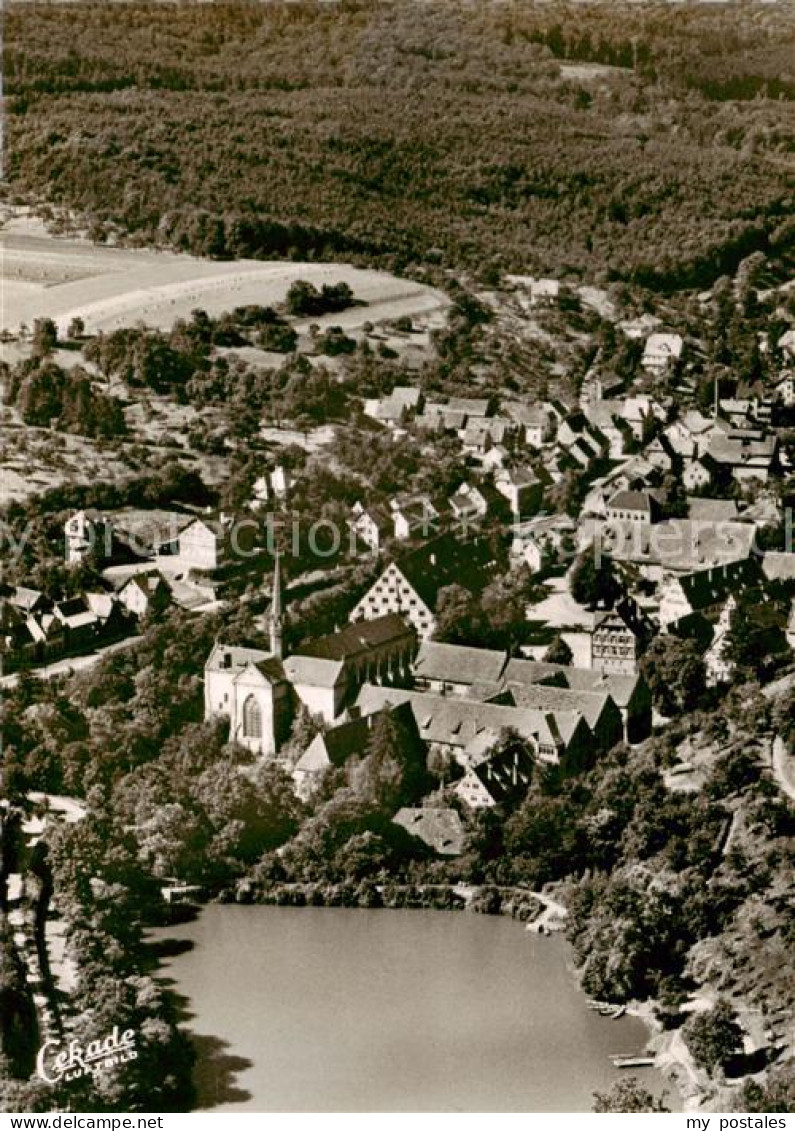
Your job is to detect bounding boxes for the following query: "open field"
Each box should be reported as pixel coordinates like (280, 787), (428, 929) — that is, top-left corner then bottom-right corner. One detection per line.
(0, 221), (450, 336)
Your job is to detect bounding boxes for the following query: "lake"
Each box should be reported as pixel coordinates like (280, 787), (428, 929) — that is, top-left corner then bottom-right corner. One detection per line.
(153, 905), (673, 1112)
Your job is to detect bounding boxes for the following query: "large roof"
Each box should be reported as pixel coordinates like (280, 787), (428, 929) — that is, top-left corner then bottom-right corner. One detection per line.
(393, 807), (465, 855)
(392, 533), (500, 611)
(294, 613), (414, 663)
(355, 685), (581, 751)
(414, 640), (507, 686)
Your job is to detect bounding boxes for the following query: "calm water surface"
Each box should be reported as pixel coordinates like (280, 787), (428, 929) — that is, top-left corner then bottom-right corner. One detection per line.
(153, 905), (673, 1112)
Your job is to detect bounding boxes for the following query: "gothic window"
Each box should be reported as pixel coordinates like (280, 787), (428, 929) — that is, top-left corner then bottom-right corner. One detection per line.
(242, 694), (262, 738)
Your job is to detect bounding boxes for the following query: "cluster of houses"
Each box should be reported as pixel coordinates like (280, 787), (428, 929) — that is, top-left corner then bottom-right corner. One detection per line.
(0, 572), (169, 672)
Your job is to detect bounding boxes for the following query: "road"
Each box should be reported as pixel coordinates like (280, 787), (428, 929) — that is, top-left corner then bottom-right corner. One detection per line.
(0, 635), (138, 690)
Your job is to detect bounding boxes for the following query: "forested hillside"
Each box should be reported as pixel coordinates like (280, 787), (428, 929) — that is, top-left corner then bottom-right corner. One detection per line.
(4, 1), (794, 288)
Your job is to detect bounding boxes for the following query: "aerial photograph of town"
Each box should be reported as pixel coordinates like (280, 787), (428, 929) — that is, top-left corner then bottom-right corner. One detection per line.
(0, 0), (793, 1118)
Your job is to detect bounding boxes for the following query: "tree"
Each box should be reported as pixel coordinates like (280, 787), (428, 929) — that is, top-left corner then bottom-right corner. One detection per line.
(544, 634), (573, 665)
(569, 546), (618, 608)
(682, 1000), (743, 1075)
(67, 316), (85, 340)
(640, 636), (706, 716)
(593, 1076), (670, 1113)
(31, 317), (58, 357)
(433, 584), (480, 644)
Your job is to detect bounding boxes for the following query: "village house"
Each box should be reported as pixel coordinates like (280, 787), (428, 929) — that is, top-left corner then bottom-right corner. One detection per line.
(772, 371), (795, 408)
(291, 709), (394, 800)
(116, 571), (171, 619)
(605, 489), (662, 527)
(363, 385), (423, 426)
(707, 428), (777, 483)
(590, 601), (647, 676)
(413, 640), (507, 698)
(453, 741), (536, 810)
(461, 416), (517, 454)
(641, 332), (684, 374)
(704, 596), (738, 686)
(252, 464), (293, 508)
(349, 501), (394, 553)
(390, 495), (441, 541)
(447, 482), (489, 526)
(64, 509), (113, 565)
(506, 404), (555, 448)
(657, 557), (760, 630)
(494, 465), (543, 519)
(682, 457), (715, 492)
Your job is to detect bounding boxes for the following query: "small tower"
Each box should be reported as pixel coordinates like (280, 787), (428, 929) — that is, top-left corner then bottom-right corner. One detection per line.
(269, 551), (284, 660)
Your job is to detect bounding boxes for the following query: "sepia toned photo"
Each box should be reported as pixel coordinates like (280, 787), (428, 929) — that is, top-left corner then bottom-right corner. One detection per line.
(0, 0), (793, 1118)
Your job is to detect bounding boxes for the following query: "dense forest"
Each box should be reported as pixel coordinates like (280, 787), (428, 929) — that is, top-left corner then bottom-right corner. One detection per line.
(4, 1), (795, 288)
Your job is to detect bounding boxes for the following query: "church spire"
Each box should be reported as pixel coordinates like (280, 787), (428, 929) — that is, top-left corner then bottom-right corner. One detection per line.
(270, 551), (283, 659)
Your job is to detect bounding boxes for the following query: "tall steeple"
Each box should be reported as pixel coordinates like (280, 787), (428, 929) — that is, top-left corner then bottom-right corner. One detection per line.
(269, 551), (283, 659)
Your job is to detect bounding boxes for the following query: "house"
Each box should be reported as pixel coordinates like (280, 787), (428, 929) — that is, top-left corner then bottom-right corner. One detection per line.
(686, 498), (739, 525)
(292, 711), (380, 800)
(284, 613), (416, 722)
(350, 534), (498, 639)
(64, 509), (113, 565)
(772, 371), (795, 408)
(53, 596), (101, 650)
(494, 466), (543, 519)
(590, 601), (647, 676)
(597, 515), (756, 578)
(506, 404), (554, 448)
(413, 640), (507, 698)
(658, 557), (760, 630)
(707, 428), (777, 483)
(528, 278), (560, 307)
(500, 681), (623, 756)
(704, 596), (737, 686)
(645, 433), (675, 473)
(453, 742), (535, 809)
(605, 489), (661, 527)
(349, 501), (393, 553)
(390, 496), (441, 541)
(480, 444), (510, 472)
(363, 386), (423, 425)
(683, 457), (714, 492)
(642, 332), (684, 373)
(447, 483), (489, 525)
(583, 401), (632, 458)
(776, 329), (795, 359)
(620, 395), (665, 441)
(392, 807), (465, 855)
(252, 464), (294, 508)
(512, 532), (547, 573)
(117, 572), (171, 619)
(8, 587), (49, 617)
(461, 416), (516, 453)
(502, 656), (651, 744)
(159, 515), (237, 572)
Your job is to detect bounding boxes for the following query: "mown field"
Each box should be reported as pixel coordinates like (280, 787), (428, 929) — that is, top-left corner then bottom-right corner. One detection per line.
(4, 1), (795, 289)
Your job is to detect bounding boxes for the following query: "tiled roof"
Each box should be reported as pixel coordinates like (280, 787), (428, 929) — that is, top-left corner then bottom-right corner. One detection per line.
(393, 808), (465, 855)
(295, 613), (414, 662)
(413, 640), (508, 686)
